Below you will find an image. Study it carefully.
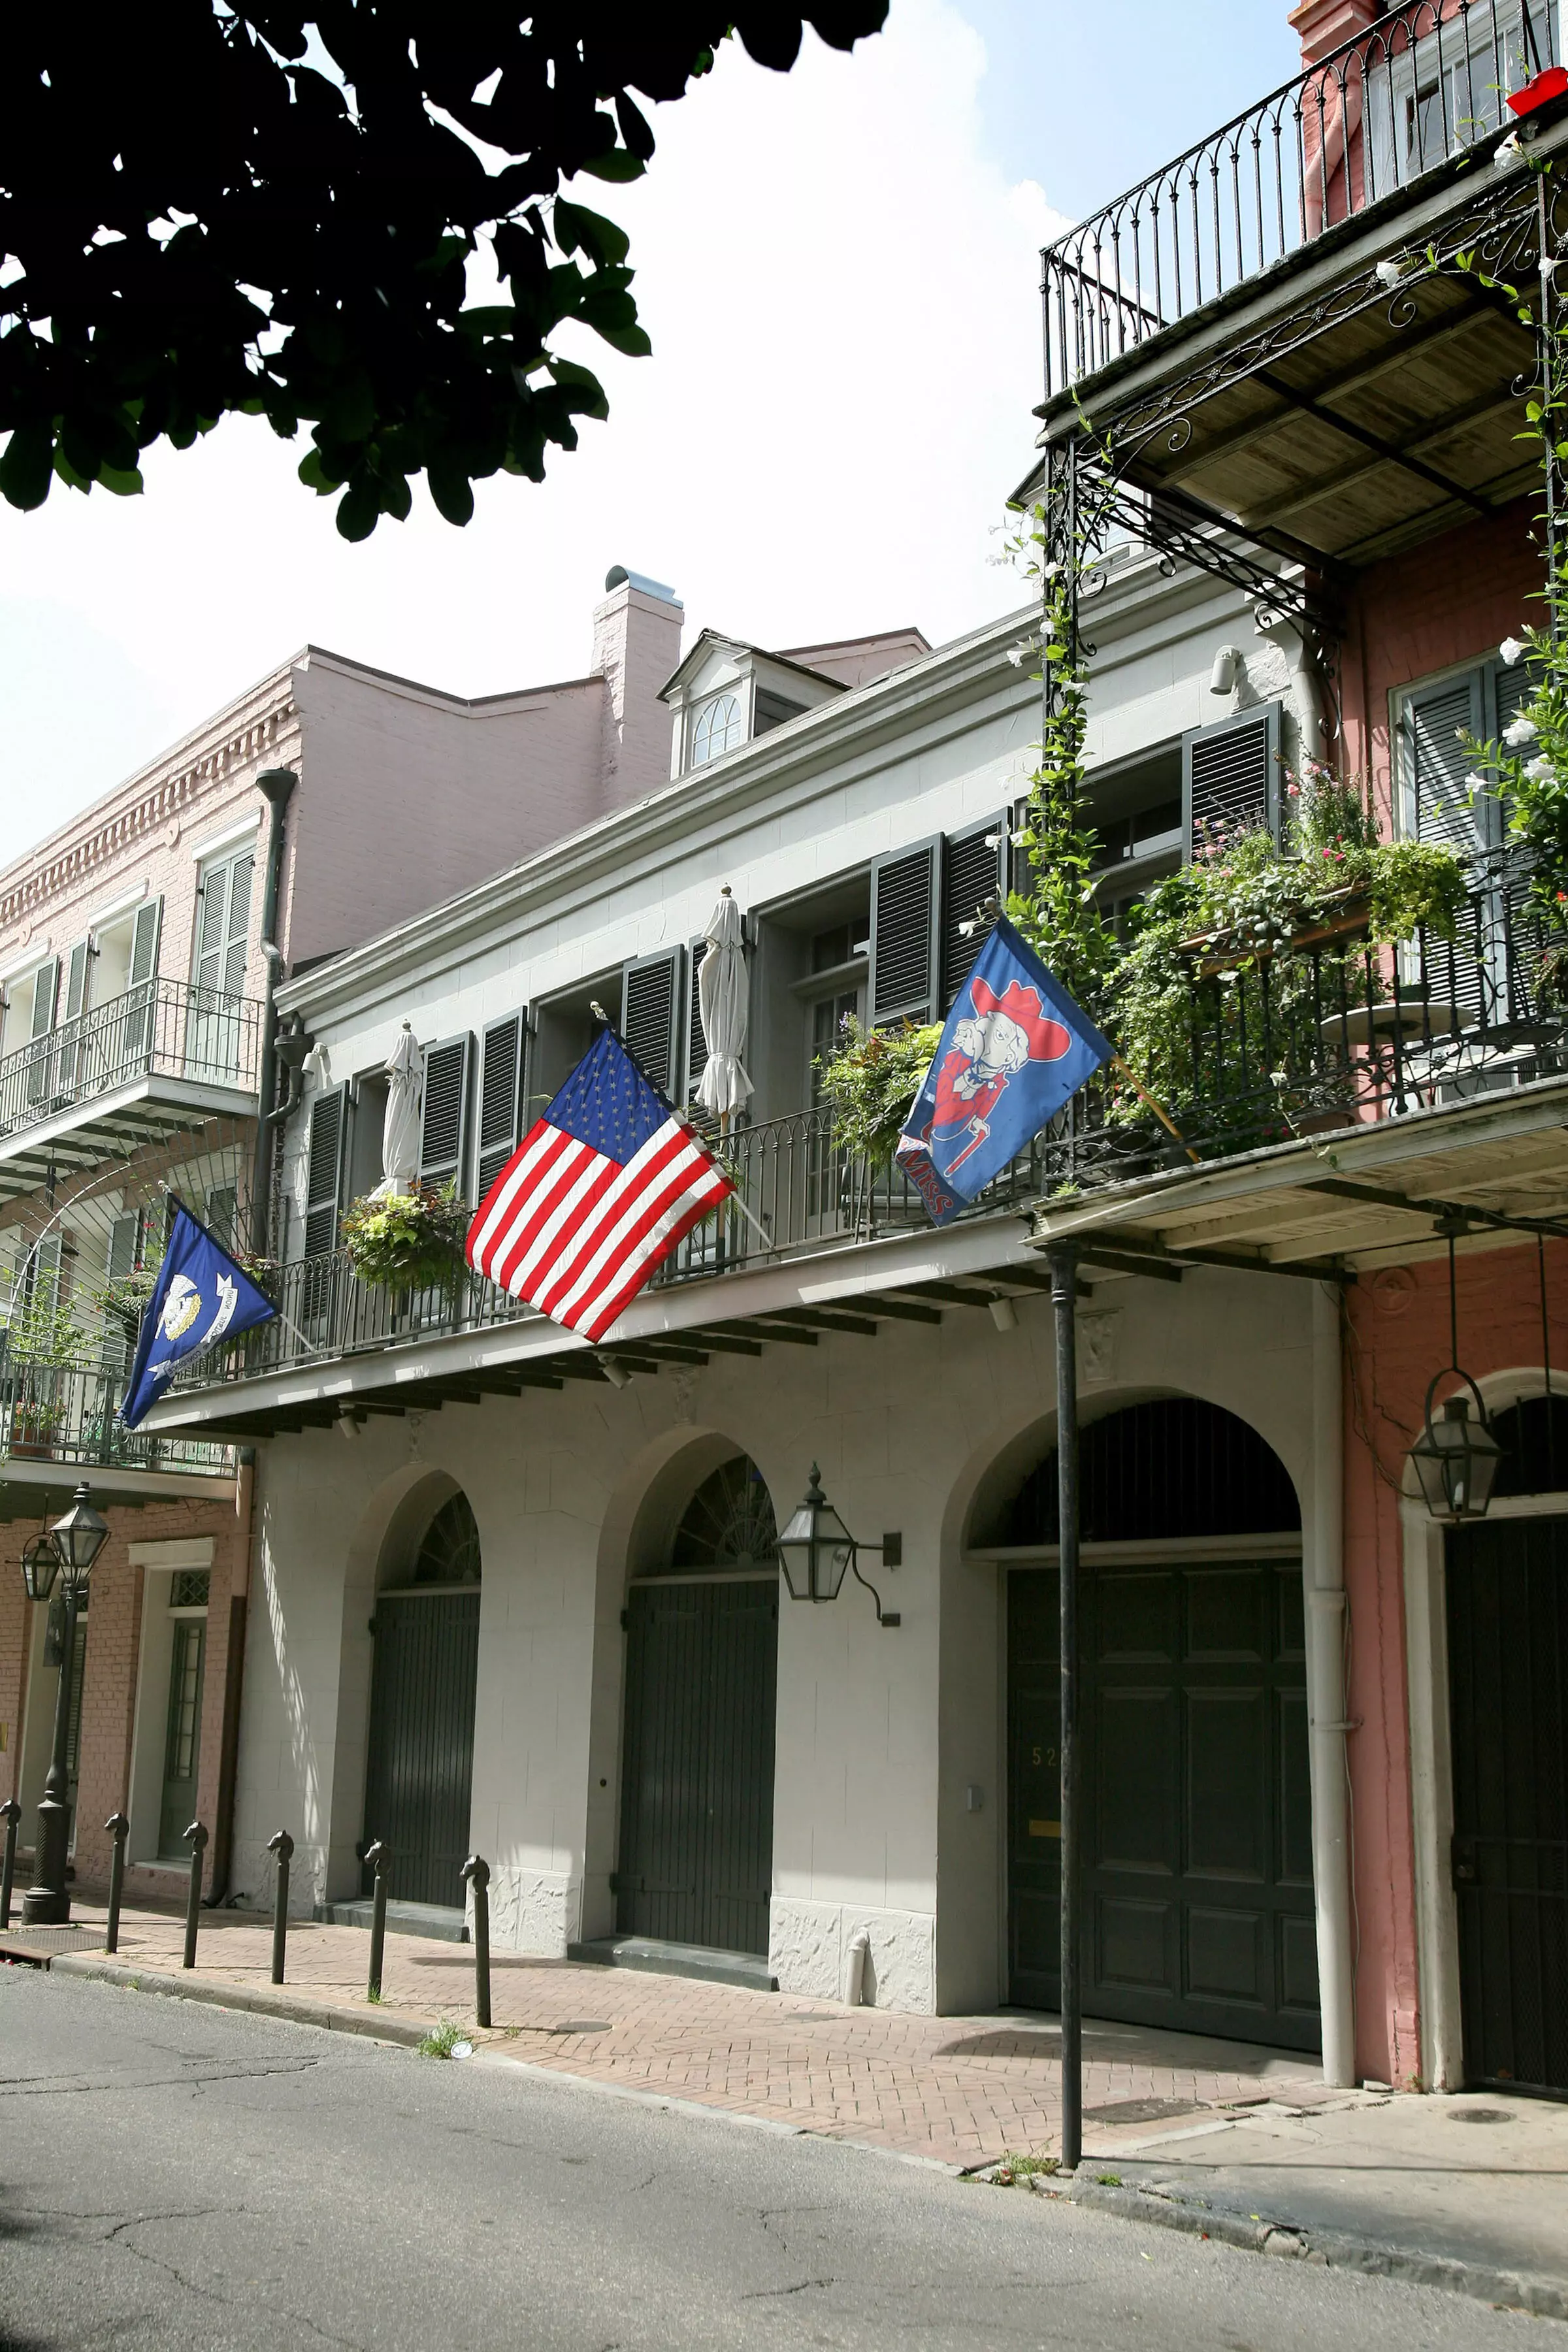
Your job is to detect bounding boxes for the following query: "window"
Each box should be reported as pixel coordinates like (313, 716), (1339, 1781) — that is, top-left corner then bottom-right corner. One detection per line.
(1395, 651), (1529, 1026)
(193, 847), (254, 1000)
(1367, 3), (1548, 195)
(691, 693), (744, 767)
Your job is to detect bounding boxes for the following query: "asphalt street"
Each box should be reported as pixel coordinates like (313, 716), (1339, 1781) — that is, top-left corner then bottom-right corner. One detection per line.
(0, 1970), (1555, 2351)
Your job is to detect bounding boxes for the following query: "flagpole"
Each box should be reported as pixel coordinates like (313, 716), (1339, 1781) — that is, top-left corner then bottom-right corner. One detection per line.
(1109, 1052), (1200, 1165)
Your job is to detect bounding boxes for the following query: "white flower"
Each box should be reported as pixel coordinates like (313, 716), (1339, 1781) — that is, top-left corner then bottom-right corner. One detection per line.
(1524, 755), (1556, 781)
(1503, 715), (1539, 747)
(1463, 772), (1490, 791)
(1039, 560), (1064, 580)
(1375, 259), (1404, 290)
(1500, 636), (1526, 666)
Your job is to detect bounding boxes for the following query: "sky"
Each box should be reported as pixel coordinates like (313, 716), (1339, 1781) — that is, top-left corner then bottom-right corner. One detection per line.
(0, 1), (1299, 869)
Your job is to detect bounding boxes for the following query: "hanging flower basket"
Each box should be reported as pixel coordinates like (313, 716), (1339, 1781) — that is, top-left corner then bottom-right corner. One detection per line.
(340, 1184), (470, 1293)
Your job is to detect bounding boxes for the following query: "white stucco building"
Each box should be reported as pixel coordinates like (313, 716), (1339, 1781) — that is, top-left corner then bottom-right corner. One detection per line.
(147, 547), (1356, 2049)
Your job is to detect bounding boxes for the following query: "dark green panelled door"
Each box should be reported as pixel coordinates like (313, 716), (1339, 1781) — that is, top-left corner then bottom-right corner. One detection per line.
(1446, 1514), (1568, 2096)
(617, 1577), (777, 1956)
(1009, 1558), (1320, 2050)
(363, 1590), (480, 1907)
(158, 1617), (206, 1859)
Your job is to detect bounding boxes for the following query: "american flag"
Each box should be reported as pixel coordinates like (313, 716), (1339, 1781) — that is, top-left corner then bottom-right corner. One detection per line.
(465, 1028), (734, 1344)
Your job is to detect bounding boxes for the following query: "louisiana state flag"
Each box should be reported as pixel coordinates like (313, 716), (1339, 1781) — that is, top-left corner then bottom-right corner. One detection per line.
(895, 915), (1112, 1226)
(120, 1202), (276, 1428)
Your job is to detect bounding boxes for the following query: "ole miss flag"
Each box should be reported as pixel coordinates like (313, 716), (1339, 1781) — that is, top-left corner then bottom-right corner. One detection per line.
(895, 915), (1112, 1226)
(466, 1028), (733, 1343)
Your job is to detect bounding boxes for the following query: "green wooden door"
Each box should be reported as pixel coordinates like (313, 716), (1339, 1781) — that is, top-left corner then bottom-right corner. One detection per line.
(1447, 1514), (1568, 2096)
(616, 1577), (777, 1956)
(159, 1617), (206, 1858)
(1009, 1558), (1319, 2050)
(362, 1590), (480, 1907)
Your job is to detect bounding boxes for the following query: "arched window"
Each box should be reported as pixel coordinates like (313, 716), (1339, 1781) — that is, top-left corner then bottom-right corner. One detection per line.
(670, 1456), (778, 1570)
(412, 1493), (482, 1586)
(1486, 1393), (1568, 1496)
(691, 693), (743, 768)
(999, 1397), (1299, 1544)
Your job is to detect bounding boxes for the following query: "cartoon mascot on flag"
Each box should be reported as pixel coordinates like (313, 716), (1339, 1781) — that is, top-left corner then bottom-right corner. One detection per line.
(894, 914), (1115, 1226)
(918, 975), (1073, 1175)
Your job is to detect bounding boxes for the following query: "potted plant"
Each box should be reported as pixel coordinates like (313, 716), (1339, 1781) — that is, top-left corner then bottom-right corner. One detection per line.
(813, 1014), (944, 1166)
(340, 1183), (470, 1293)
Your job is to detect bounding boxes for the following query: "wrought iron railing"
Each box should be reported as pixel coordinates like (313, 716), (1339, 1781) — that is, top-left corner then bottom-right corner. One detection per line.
(169, 852), (1567, 1392)
(1043, 0), (1554, 397)
(0, 977), (261, 1147)
(0, 1351), (234, 1476)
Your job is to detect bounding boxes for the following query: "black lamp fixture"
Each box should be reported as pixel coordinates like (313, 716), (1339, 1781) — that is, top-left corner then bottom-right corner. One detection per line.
(20, 1525), (59, 1603)
(776, 1465), (902, 1627)
(1411, 1230), (1504, 1526)
(48, 1485), (110, 1584)
(18, 1484), (111, 1927)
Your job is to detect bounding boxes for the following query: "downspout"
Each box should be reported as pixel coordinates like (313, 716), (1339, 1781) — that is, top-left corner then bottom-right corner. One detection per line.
(250, 768), (297, 1256)
(1266, 616), (1328, 766)
(1309, 1282), (1357, 2086)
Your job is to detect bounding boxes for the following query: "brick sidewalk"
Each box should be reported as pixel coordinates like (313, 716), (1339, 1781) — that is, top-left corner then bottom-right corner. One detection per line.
(12, 1899), (1336, 2168)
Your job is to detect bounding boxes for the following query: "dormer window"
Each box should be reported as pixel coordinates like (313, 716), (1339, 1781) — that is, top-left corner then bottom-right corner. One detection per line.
(691, 693), (744, 768)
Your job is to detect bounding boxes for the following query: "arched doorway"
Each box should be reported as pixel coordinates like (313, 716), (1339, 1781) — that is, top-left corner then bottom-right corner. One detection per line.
(616, 1454), (779, 1959)
(361, 1490), (482, 1908)
(998, 1397), (1319, 2050)
(1445, 1392), (1568, 2096)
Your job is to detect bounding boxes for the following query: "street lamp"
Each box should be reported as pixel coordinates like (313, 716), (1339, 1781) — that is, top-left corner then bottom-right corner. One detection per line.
(776, 1465), (902, 1627)
(20, 1484), (110, 1926)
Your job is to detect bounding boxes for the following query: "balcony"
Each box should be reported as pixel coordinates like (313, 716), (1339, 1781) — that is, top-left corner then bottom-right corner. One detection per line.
(0, 978), (262, 1201)
(149, 852), (1568, 1433)
(1033, 0), (1563, 573)
(0, 1352), (236, 1520)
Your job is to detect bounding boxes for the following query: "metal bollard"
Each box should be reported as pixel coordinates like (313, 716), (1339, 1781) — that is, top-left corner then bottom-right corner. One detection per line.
(363, 1840), (387, 2001)
(182, 1820), (208, 1969)
(267, 1830), (293, 1985)
(0, 1797), (20, 1931)
(104, 1814), (129, 1953)
(460, 1854), (491, 2030)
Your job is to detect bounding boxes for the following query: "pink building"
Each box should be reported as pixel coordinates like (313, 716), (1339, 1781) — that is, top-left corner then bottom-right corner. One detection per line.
(0, 570), (683, 1912)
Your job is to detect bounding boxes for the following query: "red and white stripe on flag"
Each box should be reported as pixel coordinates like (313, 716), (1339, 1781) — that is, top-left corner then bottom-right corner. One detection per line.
(466, 1111), (733, 1343)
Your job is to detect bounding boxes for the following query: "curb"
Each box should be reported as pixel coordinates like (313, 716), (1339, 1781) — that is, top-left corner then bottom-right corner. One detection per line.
(48, 1955), (436, 2050)
(1051, 2172), (1568, 2323)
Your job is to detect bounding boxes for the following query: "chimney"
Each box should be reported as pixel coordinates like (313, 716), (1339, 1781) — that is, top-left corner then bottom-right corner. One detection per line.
(592, 567), (684, 811)
(1287, 0), (1380, 67)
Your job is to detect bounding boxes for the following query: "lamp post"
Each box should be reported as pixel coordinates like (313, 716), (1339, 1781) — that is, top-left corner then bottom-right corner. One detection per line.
(20, 1484), (110, 1925)
(776, 1465), (901, 1626)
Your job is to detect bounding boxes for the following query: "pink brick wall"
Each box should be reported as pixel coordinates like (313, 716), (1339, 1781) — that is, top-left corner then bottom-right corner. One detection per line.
(1339, 500), (1541, 831)
(1343, 1238), (1568, 2086)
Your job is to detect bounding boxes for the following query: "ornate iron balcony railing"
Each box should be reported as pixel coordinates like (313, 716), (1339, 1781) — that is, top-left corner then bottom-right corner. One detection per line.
(1043, 0), (1554, 399)
(0, 1350), (235, 1477)
(0, 977), (261, 1145)
(169, 850), (1567, 1394)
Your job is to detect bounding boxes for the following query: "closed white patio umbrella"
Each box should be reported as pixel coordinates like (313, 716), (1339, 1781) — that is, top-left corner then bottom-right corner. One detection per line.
(696, 888), (753, 1131)
(372, 1022), (423, 1196)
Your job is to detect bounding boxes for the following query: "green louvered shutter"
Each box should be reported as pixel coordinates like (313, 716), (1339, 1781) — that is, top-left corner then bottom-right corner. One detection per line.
(419, 1036), (472, 1198)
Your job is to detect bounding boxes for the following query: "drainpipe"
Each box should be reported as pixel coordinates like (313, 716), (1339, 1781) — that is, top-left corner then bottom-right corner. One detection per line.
(250, 769), (297, 1256)
(1264, 616), (1328, 765)
(1308, 1282), (1356, 2086)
